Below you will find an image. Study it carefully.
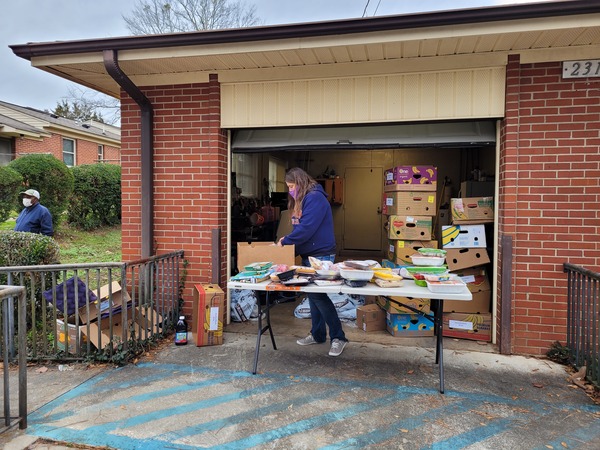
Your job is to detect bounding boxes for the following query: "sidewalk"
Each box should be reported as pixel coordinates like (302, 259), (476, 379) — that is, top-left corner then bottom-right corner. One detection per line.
(2, 327), (599, 449)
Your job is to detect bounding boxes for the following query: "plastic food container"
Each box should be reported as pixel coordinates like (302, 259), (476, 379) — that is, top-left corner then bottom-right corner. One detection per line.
(316, 269), (340, 280)
(410, 254), (446, 266)
(340, 268), (374, 281)
(417, 248), (447, 258)
(426, 279), (467, 293)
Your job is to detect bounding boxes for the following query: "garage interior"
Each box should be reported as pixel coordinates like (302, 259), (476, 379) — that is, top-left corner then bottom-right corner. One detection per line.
(226, 119), (499, 349)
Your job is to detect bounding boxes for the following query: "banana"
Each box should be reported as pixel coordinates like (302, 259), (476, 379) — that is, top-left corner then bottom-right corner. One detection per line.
(412, 166), (419, 174)
(427, 168), (434, 177)
(420, 177), (429, 184)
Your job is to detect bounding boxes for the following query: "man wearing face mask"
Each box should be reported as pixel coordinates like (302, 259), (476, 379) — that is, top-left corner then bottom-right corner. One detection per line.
(14, 189), (54, 237)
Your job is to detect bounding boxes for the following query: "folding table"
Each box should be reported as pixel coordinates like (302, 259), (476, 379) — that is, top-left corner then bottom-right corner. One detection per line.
(226, 279), (472, 393)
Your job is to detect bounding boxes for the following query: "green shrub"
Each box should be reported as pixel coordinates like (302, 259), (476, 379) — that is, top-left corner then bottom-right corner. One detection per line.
(0, 166), (22, 222)
(0, 231), (61, 328)
(8, 154), (74, 229)
(68, 164), (121, 230)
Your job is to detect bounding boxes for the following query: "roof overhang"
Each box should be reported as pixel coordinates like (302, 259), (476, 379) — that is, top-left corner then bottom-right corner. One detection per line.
(10, 1), (600, 99)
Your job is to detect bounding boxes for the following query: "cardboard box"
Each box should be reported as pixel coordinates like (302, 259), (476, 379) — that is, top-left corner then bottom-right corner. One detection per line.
(236, 242), (295, 272)
(376, 295), (431, 314)
(443, 312), (492, 341)
(386, 312), (434, 337)
(56, 318), (86, 354)
(193, 284), (225, 346)
(382, 191), (437, 216)
(442, 225), (487, 249)
(452, 267), (491, 293)
(387, 215), (432, 240)
(80, 312), (132, 350)
(356, 304), (386, 332)
(387, 240), (438, 265)
(445, 248), (490, 271)
(451, 197), (494, 224)
(78, 281), (131, 324)
(443, 291), (491, 314)
(384, 166), (437, 192)
(134, 305), (164, 334)
(381, 259), (406, 269)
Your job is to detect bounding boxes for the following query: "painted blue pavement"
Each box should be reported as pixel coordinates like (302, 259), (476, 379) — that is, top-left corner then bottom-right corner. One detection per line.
(26, 362), (600, 449)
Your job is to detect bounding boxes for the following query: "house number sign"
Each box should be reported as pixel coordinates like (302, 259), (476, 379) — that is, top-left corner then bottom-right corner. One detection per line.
(562, 60), (600, 79)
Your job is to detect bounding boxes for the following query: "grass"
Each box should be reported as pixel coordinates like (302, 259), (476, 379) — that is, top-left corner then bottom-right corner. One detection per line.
(54, 223), (122, 264)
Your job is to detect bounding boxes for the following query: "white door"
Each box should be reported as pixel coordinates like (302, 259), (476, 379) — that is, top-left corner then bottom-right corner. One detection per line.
(343, 167), (383, 251)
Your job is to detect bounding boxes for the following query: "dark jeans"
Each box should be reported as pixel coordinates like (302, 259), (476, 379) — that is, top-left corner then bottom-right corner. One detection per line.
(302, 255), (347, 343)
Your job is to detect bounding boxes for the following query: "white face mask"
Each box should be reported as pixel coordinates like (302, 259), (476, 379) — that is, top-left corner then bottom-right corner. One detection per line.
(23, 198), (32, 208)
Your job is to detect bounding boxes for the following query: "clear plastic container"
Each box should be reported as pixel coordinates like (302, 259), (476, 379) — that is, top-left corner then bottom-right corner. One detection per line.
(410, 254), (446, 266)
(340, 268), (374, 281)
(426, 280), (467, 293)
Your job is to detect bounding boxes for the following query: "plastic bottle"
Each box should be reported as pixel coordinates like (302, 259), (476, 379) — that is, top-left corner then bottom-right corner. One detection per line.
(175, 316), (188, 345)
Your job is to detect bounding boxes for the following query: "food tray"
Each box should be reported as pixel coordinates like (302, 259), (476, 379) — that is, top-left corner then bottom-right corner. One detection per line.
(405, 266), (448, 275)
(417, 248), (447, 257)
(426, 280), (467, 293)
(316, 269), (340, 280)
(277, 269), (296, 281)
(410, 254), (446, 266)
(340, 268), (375, 281)
(344, 279), (368, 287)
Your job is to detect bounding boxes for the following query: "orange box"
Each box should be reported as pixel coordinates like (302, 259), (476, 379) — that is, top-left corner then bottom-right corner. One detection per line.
(193, 284), (224, 347)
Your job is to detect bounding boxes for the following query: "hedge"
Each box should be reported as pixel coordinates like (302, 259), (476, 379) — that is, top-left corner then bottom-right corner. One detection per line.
(0, 166), (22, 222)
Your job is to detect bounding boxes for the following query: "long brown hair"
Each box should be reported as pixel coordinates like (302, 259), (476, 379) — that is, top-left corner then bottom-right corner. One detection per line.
(285, 167), (318, 216)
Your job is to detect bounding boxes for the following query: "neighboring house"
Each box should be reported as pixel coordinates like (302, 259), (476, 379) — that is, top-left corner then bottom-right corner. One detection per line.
(10, 1), (600, 357)
(0, 100), (121, 166)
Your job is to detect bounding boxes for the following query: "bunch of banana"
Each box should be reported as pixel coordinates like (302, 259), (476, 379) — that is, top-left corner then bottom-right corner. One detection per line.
(464, 313), (485, 331)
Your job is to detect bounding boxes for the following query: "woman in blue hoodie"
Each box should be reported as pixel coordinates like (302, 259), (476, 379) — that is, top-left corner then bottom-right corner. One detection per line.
(277, 167), (348, 357)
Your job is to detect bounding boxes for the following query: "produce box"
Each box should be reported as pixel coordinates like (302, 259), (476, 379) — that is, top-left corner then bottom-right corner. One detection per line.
(445, 248), (490, 271)
(387, 240), (438, 265)
(376, 295), (431, 314)
(78, 281), (131, 324)
(451, 197), (494, 224)
(442, 312), (491, 341)
(386, 312), (434, 337)
(442, 225), (487, 249)
(384, 166), (437, 192)
(387, 215), (432, 241)
(382, 191), (436, 216)
(193, 284), (225, 346)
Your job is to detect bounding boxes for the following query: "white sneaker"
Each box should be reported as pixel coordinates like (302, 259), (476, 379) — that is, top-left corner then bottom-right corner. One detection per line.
(297, 334), (319, 346)
(329, 339), (347, 356)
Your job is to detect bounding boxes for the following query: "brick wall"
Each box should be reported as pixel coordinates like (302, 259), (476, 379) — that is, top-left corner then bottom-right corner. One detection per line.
(500, 55), (600, 355)
(120, 76), (228, 318)
(14, 132), (120, 165)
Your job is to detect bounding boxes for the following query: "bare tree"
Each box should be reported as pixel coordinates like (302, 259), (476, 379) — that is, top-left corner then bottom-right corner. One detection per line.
(64, 86), (121, 126)
(123, 0), (262, 35)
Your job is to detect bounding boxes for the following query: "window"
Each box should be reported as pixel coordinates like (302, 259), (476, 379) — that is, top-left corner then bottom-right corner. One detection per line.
(97, 144), (104, 162)
(0, 138), (12, 166)
(62, 138), (76, 166)
(268, 157), (287, 193)
(231, 153), (258, 197)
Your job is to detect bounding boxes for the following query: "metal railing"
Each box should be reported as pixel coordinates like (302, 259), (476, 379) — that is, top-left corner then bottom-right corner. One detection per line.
(564, 263), (600, 387)
(0, 251), (184, 362)
(1, 285), (27, 431)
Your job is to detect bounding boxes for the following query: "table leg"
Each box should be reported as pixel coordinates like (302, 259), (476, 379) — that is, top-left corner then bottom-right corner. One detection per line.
(252, 291), (277, 374)
(435, 299), (445, 394)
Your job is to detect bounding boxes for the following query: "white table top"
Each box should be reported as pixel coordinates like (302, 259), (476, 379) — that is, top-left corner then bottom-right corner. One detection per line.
(227, 279), (472, 301)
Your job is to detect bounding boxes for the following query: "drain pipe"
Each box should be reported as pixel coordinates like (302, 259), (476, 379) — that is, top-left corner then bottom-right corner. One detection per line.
(103, 49), (154, 258)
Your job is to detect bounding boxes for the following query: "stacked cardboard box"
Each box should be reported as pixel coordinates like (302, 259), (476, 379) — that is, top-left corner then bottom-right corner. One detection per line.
(383, 165), (438, 266)
(441, 197), (493, 341)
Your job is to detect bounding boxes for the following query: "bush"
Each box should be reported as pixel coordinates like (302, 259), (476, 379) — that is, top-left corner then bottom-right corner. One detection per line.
(8, 154), (74, 229)
(0, 166), (22, 222)
(0, 231), (61, 328)
(68, 164), (121, 230)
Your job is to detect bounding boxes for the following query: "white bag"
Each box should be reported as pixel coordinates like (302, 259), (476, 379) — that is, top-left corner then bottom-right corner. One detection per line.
(230, 289), (258, 322)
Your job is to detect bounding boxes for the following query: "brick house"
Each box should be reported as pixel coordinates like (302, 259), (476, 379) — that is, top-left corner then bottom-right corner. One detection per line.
(10, 1), (600, 356)
(0, 100), (120, 166)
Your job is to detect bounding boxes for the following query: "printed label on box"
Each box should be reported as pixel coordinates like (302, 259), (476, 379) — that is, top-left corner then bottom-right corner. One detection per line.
(209, 306), (219, 331)
(449, 319), (473, 330)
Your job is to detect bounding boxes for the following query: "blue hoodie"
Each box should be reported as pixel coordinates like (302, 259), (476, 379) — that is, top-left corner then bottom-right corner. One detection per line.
(281, 184), (336, 258)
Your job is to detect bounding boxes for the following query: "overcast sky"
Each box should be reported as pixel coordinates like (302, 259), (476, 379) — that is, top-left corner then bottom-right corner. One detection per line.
(1, 0), (551, 115)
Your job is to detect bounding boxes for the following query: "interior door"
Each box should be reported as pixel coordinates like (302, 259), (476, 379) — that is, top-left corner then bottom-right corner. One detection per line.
(343, 167), (383, 251)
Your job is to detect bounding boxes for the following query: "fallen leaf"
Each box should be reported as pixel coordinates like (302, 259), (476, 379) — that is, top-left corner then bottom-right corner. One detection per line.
(35, 366), (48, 373)
(400, 429), (409, 433)
(561, 442), (568, 448)
(545, 445), (553, 449)
(533, 383), (544, 388)
(407, 370), (414, 374)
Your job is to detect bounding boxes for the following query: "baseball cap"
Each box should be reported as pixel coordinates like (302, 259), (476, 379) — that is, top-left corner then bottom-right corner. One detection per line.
(20, 189), (40, 199)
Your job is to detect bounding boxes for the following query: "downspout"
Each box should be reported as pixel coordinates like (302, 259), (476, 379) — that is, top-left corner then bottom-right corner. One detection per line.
(103, 49), (154, 258)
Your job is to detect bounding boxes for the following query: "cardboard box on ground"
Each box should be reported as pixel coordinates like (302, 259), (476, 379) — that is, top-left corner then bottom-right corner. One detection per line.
(58, 281), (163, 354)
(193, 284), (225, 346)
